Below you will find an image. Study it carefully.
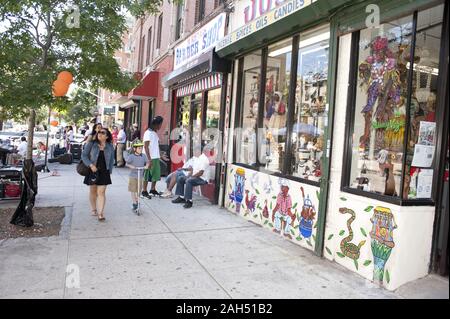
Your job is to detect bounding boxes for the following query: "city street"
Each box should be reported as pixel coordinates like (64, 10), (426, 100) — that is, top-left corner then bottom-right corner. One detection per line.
(0, 163), (447, 299)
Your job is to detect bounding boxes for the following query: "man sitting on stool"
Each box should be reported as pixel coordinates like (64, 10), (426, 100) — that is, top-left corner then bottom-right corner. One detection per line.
(171, 147), (210, 209)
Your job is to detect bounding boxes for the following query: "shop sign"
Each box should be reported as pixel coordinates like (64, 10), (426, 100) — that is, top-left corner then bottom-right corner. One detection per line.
(217, 0), (315, 51)
(102, 106), (115, 116)
(174, 13), (226, 71)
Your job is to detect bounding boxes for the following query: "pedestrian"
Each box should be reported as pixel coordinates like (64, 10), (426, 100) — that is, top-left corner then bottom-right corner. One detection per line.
(125, 140), (148, 211)
(83, 123), (103, 144)
(161, 156), (195, 198)
(81, 128), (115, 221)
(131, 123), (140, 142)
(17, 136), (27, 157)
(171, 147), (210, 209)
(111, 126), (119, 165)
(142, 116), (165, 198)
(116, 124), (127, 167)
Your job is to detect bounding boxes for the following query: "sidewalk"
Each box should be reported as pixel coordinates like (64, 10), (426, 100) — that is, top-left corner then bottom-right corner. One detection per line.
(0, 163), (448, 299)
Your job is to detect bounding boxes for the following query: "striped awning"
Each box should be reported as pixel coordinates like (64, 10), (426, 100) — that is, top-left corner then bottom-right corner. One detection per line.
(176, 73), (222, 97)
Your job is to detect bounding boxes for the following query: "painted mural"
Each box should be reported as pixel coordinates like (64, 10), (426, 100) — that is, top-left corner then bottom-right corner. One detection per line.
(370, 206), (397, 284)
(226, 165), (320, 251)
(325, 198), (397, 285)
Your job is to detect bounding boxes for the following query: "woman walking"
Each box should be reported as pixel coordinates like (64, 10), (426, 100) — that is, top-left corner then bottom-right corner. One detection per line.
(81, 128), (115, 221)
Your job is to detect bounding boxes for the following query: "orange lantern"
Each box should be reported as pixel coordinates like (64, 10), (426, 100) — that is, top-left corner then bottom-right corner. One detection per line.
(52, 79), (70, 97)
(50, 120), (59, 127)
(57, 71), (73, 85)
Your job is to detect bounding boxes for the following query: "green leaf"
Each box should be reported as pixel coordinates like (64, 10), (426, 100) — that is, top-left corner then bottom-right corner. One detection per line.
(253, 214), (258, 219)
(360, 228), (368, 237)
(255, 189), (260, 194)
(339, 230), (345, 236)
(268, 223), (274, 228)
(385, 270), (391, 283)
(264, 220), (269, 225)
(272, 196), (277, 199)
(340, 197), (347, 201)
(296, 236), (302, 241)
(290, 229), (295, 236)
(364, 206), (374, 212)
(363, 260), (372, 266)
(325, 247), (332, 255)
(336, 252), (345, 258)
(312, 234), (316, 241)
(353, 259), (359, 270)
(292, 203), (298, 209)
(270, 202), (273, 210)
(327, 234), (334, 240)
(306, 240), (313, 247)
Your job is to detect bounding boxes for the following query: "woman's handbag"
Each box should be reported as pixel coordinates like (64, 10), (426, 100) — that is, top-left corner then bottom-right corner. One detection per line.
(76, 161), (90, 176)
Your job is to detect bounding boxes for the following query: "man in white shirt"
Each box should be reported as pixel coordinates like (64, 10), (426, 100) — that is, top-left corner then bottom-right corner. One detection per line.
(116, 124), (127, 167)
(172, 147), (210, 209)
(142, 116), (164, 198)
(17, 137), (28, 158)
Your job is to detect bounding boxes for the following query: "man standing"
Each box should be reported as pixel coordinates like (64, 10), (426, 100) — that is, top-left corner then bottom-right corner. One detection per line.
(116, 124), (127, 167)
(142, 116), (164, 198)
(17, 137), (28, 158)
(131, 123), (141, 142)
(171, 147), (210, 209)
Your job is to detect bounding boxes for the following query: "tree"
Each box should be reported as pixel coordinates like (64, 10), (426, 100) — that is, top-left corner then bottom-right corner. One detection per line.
(0, 0), (169, 227)
(61, 88), (97, 127)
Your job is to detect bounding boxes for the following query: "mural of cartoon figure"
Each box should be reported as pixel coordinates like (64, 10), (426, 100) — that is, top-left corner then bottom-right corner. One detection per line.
(272, 179), (295, 239)
(244, 189), (257, 214)
(370, 206), (397, 284)
(229, 168), (245, 213)
(339, 208), (366, 260)
(298, 187), (316, 238)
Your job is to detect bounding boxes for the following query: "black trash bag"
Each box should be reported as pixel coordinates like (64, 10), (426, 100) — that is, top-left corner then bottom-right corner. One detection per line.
(10, 159), (38, 227)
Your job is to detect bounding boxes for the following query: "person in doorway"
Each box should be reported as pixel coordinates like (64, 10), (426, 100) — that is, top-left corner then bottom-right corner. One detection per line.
(161, 156), (195, 198)
(17, 136), (28, 158)
(126, 140), (149, 211)
(142, 116), (164, 198)
(131, 123), (141, 142)
(171, 147), (210, 209)
(116, 124), (127, 167)
(81, 128), (115, 221)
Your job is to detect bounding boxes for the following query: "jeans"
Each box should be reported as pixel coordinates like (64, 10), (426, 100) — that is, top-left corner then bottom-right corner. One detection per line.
(175, 176), (207, 201)
(166, 170), (185, 188)
(274, 211), (292, 235)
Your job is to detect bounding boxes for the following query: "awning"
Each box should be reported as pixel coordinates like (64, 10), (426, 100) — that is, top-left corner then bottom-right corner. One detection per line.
(176, 73), (222, 97)
(119, 99), (137, 110)
(128, 71), (159, 100)
(216, 0), (352, 58)
(162, 50), (230, 88)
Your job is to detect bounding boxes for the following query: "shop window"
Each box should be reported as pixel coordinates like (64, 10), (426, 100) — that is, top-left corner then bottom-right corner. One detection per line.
(343, 5), (444, 201)
(260, 39), (293, 173)
(236, 52), (262, 166)
(206, 88), (221, 129)
(291, 26), (330, 181)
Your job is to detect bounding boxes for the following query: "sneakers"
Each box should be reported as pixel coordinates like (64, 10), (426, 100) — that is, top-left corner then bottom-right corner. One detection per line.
(183, 201), (193, 209)
(172, 197), (186, 204)
(141, 191), (152, 199)
(132, 203), (138, 211)
(161, 190), (173, 198)
(149, 190), (162, 197)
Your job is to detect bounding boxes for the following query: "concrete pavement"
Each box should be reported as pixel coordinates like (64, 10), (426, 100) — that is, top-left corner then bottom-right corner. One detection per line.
(0, 163), (448, 299)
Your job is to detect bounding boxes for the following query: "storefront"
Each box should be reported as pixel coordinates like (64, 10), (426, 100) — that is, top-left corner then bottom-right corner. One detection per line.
(162, 13), (230, 203)
(217, 0), (448, 290)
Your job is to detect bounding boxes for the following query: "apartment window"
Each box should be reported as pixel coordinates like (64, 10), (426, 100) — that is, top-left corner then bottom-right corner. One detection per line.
(195, 0), (206, 25)
(146, 27), (152, 66)
(139, 35), (145, 71)
(156, 14), (163, 50)
(175, 2), (183, 40)
(214, 0), (225, 8)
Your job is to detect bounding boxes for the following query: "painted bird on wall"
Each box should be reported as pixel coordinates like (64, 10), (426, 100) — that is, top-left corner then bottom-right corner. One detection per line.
(244, 189), (257, 213)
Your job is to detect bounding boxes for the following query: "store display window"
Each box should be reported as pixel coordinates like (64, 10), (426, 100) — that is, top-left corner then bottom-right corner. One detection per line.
(343, 4), (444, 201)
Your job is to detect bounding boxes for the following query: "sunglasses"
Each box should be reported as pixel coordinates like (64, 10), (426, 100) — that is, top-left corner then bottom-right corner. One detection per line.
(98, 131), (107, 135)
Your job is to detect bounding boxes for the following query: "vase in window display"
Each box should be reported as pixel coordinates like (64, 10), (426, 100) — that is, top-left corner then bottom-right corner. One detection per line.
(229, 168), (245, 213)
(298, 187), (316, 238)
(370, 207), (396, 284)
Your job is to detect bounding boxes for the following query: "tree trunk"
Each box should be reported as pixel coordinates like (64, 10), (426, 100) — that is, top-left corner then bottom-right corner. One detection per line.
(10, 109), (38, 227)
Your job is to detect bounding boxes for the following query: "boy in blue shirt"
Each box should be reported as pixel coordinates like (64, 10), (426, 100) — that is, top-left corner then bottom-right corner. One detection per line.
(126, 140), (149, 211)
